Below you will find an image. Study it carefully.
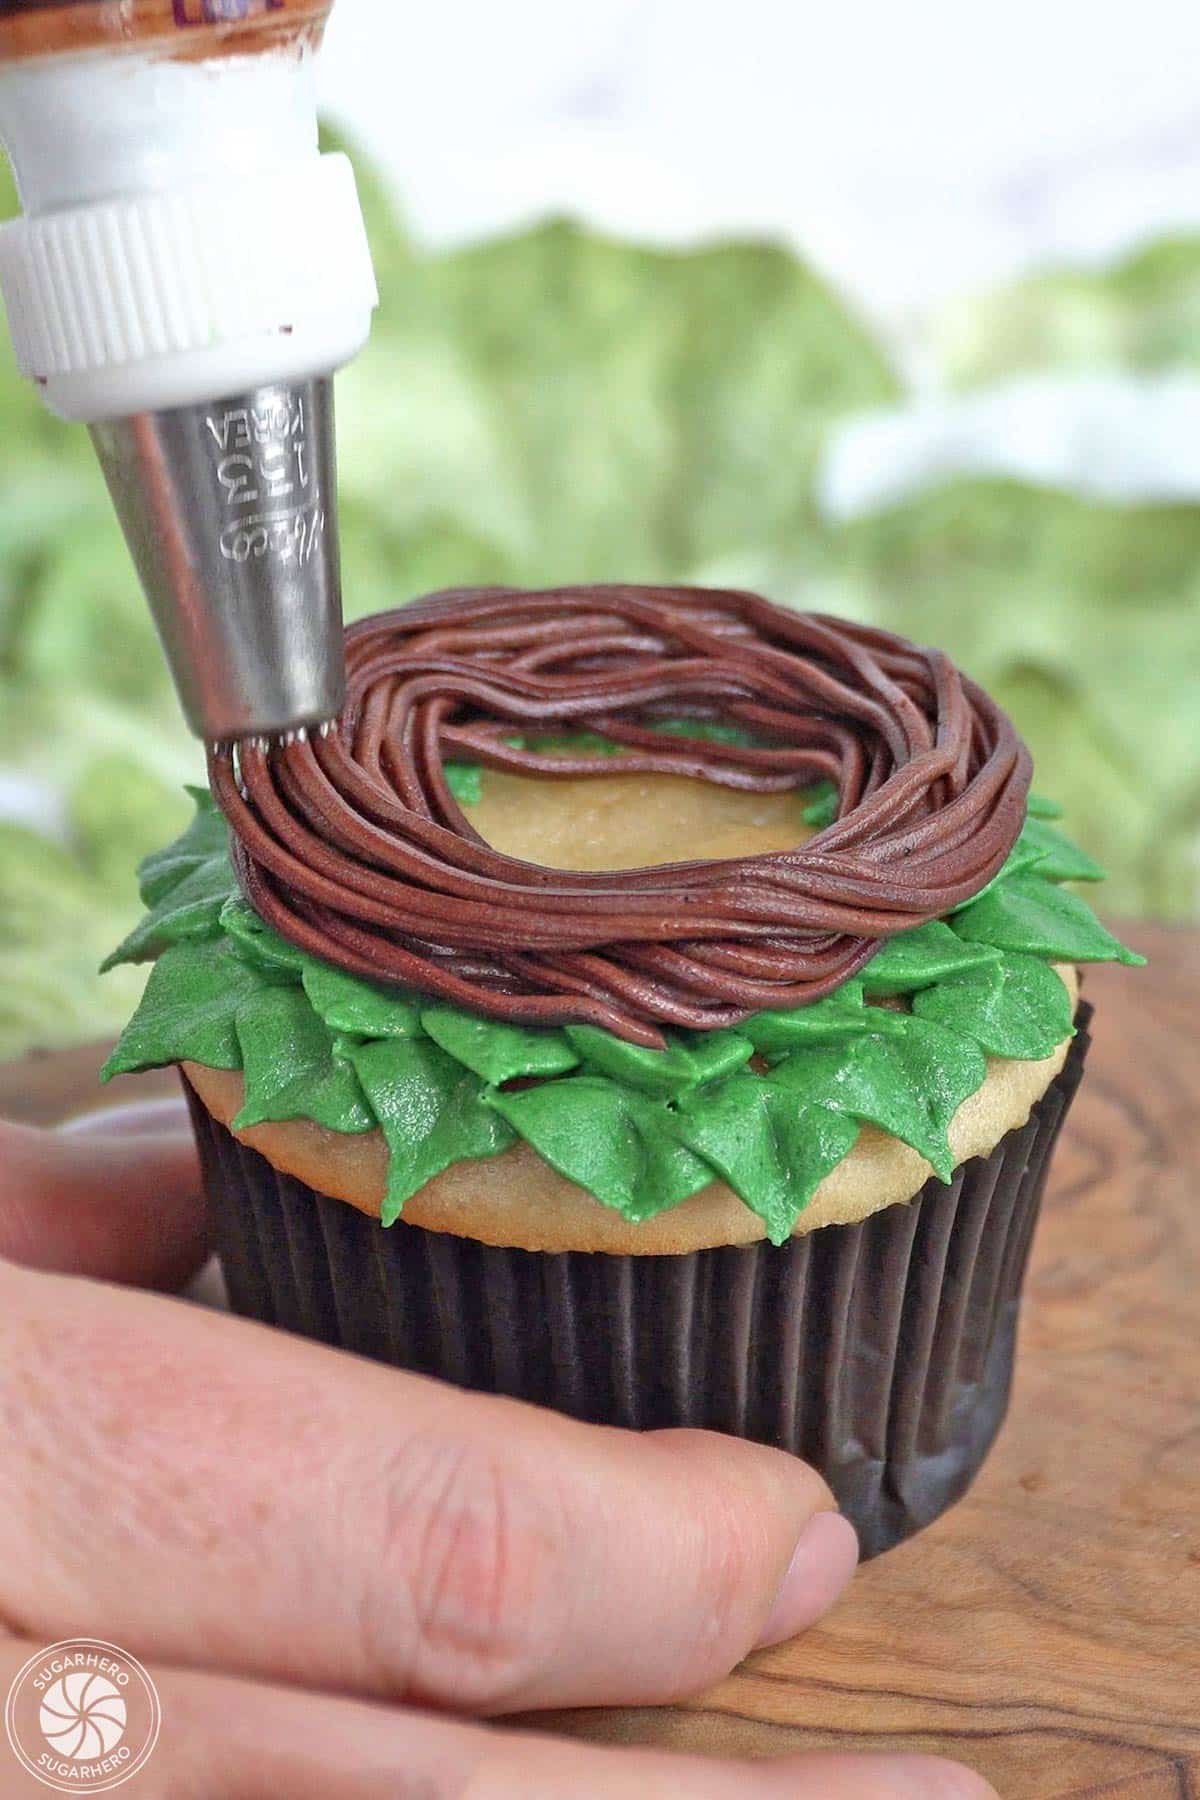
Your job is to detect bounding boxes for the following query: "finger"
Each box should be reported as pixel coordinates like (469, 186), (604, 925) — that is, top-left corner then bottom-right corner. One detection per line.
(1, 1259), (857, 1717)
(146, 1668), (1002, 1800)
(0, 1636), (998, 1800)
(0, 1107), (206, 1291)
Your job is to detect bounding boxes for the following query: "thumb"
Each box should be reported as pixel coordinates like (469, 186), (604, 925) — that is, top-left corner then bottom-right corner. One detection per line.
(0, 1099), (207, 1290)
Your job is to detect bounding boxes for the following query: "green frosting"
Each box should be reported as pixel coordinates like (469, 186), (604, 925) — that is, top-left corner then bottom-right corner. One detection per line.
(800, 781), (839, 828)
(953, 871), (1142, 964)
(302, 960), (424, 1039)
(422, 1008), (580, 1083)
(912, 952), (1075, 1060)
(1017, 817), (1105, 884)
(444, 763), (483, 806)
(100, 787), (233, 970)
(853, 923), (1001, 996)
(346, 1037), (516, 1224)
(766, 1018), (987, 1183)
(101, 778), (1142, 1244)
(675, 1078), (861, 1242)
(104, 937), (262, 1075)
(233, 987), (374, 1135)
(564, 1022), (752, 1095)
(486, 1077), (712, 1222)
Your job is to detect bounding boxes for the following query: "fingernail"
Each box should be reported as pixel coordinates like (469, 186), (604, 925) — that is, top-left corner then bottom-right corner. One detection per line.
(755, 1510), (859, 1648)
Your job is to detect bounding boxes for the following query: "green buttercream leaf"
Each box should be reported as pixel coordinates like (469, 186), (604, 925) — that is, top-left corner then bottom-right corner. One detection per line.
(102, 789), (237, 971)
(485, 1077), (712, 1220)
(1018, 817), (1106, 883)
(511, 718), (758, 761)
(862, 922), (1002, 996)
(346, 1037), (516, 1224)
(421, 1006), (580, 1083)
(953, 872), (1145, 964)
(564, 1022), (752, 1096)
(100, 846), (236, 971)
(301, 961), (424, 1039)
(946, 792), (1098, 921)
(800, 781), (839, 828)
(518, 729), (624, 757)
(913, 953), (1075, 1060)
(946, 840), (1049, 916)
(1001, 838), (1061, 881)
(136, 787), (229, 905)
(739, 982), (903, 1053)
(769, 1018), (988, 1180)
(100, 938), (259, 1078)
(234, 986), (374, 1133)
(444, 762), (482, 806)
(220, 897), (307, 974)
(647, 718), (757, 746)
(675, 1080), (859, 1244)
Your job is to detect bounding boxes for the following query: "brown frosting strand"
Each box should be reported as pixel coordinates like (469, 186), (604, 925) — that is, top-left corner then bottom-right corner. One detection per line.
(207, 585), (1031, 1048)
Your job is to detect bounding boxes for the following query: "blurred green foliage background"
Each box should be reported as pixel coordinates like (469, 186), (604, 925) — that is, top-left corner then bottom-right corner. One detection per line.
(2, 142), (1197, 1056)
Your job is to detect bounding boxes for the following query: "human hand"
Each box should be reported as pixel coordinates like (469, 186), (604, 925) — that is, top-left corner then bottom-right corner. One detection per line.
(0, 1101), (996, 1798)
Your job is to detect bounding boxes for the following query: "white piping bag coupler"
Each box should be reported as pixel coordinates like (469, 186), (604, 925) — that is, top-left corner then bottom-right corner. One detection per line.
(0, 0), (378, 741)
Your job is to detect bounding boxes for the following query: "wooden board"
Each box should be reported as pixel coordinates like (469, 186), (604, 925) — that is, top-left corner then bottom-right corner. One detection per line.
(2, 923), (1197, 1797)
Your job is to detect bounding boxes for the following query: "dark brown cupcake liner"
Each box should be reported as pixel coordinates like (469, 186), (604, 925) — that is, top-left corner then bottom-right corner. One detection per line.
(185, 1003), (1092, 1558)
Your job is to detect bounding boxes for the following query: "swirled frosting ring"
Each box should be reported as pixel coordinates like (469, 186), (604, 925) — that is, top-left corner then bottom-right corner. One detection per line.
(207, 585), (1031, 1047)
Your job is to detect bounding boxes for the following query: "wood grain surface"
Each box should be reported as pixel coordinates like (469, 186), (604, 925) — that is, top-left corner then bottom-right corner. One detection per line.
(1, 923), (1196, 1798)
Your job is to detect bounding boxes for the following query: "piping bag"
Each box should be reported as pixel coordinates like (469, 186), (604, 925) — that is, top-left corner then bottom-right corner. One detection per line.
(0, 0), (377, 743)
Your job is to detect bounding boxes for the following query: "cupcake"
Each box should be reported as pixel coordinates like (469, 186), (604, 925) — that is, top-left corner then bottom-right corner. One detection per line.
(101, 585), (1140, 1556)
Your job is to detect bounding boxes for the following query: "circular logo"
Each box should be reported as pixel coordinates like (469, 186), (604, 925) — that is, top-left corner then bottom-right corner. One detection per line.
(6, 1640), (160, 1793)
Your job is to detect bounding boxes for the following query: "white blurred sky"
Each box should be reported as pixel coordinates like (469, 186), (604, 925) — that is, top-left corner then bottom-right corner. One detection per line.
(319, 0), (1200, 323)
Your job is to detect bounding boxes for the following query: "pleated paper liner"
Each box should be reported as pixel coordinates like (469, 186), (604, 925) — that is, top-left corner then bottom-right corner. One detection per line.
(185, 1003), (1092, 1558)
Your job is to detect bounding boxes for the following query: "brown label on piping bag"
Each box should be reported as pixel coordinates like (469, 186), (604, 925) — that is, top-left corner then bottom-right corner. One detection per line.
(0, 3), (95, 14)
(172, 0), (285, 21)
(0, 0), (327, 61)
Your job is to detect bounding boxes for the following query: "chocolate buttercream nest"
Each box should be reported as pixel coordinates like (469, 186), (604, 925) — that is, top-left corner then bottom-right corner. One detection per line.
(208, 585), (1030, 1047)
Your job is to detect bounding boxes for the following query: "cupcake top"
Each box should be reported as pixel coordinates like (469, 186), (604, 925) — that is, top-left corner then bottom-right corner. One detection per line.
(102, 585), (1141, 1248)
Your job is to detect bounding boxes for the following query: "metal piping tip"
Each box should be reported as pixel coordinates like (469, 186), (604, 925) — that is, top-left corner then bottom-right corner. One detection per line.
(90, 377), (346, 742)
